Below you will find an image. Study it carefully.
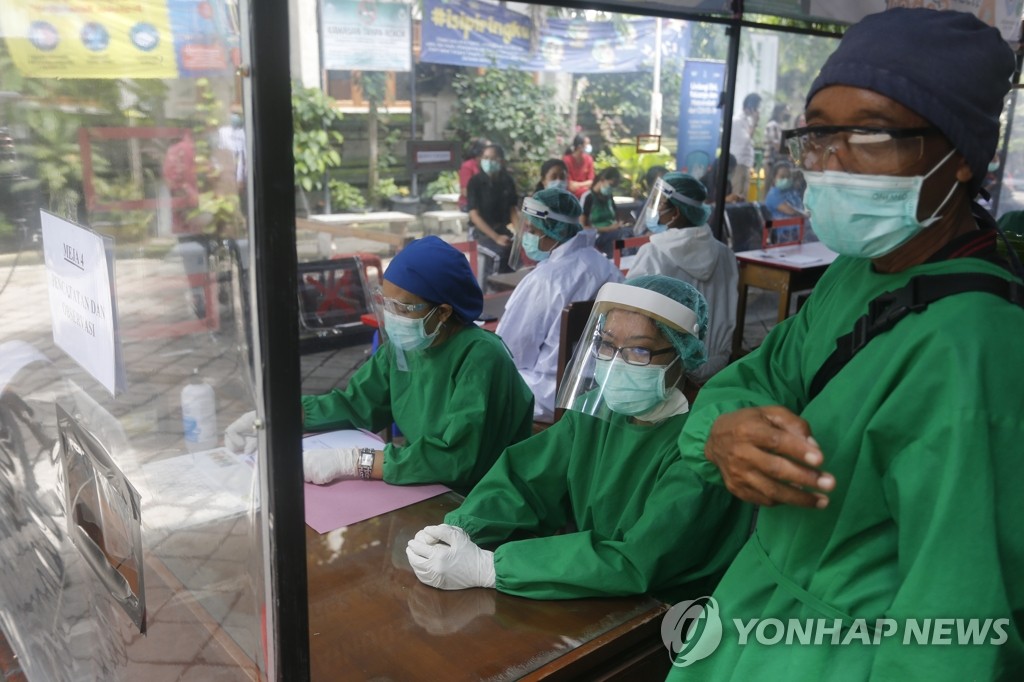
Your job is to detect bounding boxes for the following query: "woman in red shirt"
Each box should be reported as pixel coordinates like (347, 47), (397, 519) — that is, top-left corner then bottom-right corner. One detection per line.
(562, 134), (595, 199)
(458, 138), (489, 211)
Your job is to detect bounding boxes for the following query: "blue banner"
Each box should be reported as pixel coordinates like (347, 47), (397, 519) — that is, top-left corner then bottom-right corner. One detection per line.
(420, 0), (687, 73)
(676, 59), (726, 179)
(167, 0), (239, 78)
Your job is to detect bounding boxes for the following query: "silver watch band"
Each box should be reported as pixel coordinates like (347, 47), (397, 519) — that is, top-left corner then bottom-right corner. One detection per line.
(357, 448), (375, 480)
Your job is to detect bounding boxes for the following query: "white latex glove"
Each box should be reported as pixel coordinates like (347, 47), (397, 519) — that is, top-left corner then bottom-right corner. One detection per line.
(302, 447), (359, 485)
(225, 410), (259, 454)
(405, 524), (496, 590)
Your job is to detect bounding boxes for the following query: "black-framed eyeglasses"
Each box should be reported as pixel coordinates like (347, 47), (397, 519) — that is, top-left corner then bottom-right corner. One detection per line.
(590, 332), (675, 367)
(781, 125), (940, 173)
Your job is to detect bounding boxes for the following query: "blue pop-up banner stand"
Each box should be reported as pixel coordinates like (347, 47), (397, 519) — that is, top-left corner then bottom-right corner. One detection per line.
(676, 59), (726, 179)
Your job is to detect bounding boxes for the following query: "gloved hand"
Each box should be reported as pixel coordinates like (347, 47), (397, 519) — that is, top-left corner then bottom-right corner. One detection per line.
(303, 447), (359, 485)
(225, 410), (259, 454)
(405, 524), (496, 590)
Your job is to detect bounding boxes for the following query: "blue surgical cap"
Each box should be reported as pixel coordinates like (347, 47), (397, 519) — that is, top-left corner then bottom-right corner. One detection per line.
(807, 8), (1013, 196)
(383, 236), (483, 322)
(662, 172), (712, 227)
(529, 188), (582, 242)
(625, 274), (708, 372)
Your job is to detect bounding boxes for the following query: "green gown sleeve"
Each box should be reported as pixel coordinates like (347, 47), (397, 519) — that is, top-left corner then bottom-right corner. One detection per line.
(679, 259), (834, 484)
(489, 457), (743, 600)
(300, 343), (393, 432)
(382, 337), (533, 490)
(866, 340), (1024, 677)
(443, 421), (573, 544)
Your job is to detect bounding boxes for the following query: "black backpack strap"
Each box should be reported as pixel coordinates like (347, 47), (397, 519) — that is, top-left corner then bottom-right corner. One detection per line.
(808, 273), (1024, 401)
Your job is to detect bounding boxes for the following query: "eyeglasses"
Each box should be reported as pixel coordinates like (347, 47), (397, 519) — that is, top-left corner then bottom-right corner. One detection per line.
(782, 125), (940, 174)
(590, 332), (675, 367)
(372, 288), (430, 316)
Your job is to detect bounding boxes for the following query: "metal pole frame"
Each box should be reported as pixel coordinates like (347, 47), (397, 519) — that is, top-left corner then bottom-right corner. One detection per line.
(247, 0), (310, 677)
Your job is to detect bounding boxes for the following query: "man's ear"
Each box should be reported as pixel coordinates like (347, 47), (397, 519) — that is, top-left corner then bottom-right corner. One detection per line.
(955, 157), (974, 184)
(437, 303), (454, 326)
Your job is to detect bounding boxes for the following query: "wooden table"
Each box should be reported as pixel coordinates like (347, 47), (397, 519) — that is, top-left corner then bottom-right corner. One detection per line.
(306, 493), (671, 680)
(297, 212), (418, 255)
(733, 242), (838, 356)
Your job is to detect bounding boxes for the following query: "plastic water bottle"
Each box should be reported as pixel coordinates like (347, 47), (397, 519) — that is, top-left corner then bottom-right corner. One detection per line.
(181, 382), (217, 452)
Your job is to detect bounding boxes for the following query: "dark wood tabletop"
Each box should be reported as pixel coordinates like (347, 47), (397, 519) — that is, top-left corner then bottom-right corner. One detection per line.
(306, 493), (670, 681)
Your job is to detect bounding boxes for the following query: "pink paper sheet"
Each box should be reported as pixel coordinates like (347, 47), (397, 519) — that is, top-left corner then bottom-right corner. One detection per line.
(302, 430), (449, 534)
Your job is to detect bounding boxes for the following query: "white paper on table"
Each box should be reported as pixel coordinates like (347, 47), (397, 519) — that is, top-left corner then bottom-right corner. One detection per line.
(139, 448), (255, 531)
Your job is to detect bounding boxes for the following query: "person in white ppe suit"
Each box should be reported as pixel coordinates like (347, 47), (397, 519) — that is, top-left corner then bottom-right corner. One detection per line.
(630, 172), (738, 382)
(497, 188), (624, 423)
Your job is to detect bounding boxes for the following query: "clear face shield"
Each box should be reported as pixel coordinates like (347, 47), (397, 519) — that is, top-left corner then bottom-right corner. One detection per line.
(370, 286), (441, 371)
(631, 177), (710, 236)
(508, 197), (579, 270)
(554, 282), (702, 423)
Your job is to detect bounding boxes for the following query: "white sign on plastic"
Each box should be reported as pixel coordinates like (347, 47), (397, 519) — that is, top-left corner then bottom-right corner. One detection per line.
(41, 211), (125, 396)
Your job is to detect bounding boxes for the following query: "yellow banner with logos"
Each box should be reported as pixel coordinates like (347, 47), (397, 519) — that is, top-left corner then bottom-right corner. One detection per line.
(0, 0), (176, 78)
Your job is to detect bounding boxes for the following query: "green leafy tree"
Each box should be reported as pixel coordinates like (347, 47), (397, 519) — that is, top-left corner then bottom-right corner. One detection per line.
(292, 84), (344, 196)
(446, 66), (565, 185)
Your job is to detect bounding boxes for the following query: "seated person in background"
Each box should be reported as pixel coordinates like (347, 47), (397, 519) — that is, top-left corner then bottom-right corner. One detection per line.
(467, 144), (519, 289)
(497, 188), (624, 422)
(581, 167), (630, 258)
(642, 165), (668, 198)
(563, 134), (595, 198)
(630, 172), (738, 382)
(764, 161), (809, 243)
(700, 153), (743, 206)
(225, 236), (534, 494)
(406, 276), (751, 600)
(533, 158), (569, 193)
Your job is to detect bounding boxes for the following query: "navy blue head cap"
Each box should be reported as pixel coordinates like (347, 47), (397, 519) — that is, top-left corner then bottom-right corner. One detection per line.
(383, 236), (483, 322)
(807, 8), (1014, 195)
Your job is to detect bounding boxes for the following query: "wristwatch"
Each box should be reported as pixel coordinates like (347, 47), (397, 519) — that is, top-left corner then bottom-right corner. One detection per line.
(357, 448), (375, 480)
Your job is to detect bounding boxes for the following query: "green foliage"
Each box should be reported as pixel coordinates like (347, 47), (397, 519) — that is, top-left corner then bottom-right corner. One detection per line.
(447, 67), (564, 166)
(376, 177), (403, 199)
(596, 141), (675, 198)
(329, 178), (366, 211)
(424, 171), (459, 197)
(12, 109), (95, 220)
(188, 79), (243, 235)
(292, 84), (344, 193)
(0, 214), (14, 238)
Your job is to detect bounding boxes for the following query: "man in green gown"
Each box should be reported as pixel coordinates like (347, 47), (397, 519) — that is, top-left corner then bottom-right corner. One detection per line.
(406, 276), (751, 601)
(667, 9), (1024, 680)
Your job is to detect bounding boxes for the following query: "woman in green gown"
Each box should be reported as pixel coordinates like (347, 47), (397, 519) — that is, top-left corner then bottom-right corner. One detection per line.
(406, 275), (751, 600)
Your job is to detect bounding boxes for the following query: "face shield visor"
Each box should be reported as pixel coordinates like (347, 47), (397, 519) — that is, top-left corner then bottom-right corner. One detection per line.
(370, 286), (440, 371)
(554, 282), (702, 423)
(509, 197), (579, 270)
(631, 177), (711, 236)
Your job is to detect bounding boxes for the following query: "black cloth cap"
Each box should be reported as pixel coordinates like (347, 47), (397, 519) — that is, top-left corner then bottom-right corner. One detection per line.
(807, 8), (1014, 195)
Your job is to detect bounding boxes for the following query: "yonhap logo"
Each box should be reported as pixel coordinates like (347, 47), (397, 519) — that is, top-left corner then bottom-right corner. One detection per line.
(661, 596), (723, 667)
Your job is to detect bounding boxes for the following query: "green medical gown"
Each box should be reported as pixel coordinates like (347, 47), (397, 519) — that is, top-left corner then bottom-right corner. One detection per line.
(668, 255), (1024, 680)
(301, 325), (534, 493)
(445, 408), (751, 601)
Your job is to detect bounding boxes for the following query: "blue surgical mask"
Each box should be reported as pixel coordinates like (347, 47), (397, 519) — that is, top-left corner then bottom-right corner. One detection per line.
(522, 231), (550, 262)
(803, 150), (957, 259)
(545, 179), (568, 191)
(383, 307), (440, 352)
(645, 212), (668, 234)
(594, 356), (677, 416)
(230, 113), (243, 129)
(480, 159), (499, 175)
(988, 161), (1000, 173)
(775, 178), (792, 190)
(600, 185), (614, 196)
(584, 144), (593, 155)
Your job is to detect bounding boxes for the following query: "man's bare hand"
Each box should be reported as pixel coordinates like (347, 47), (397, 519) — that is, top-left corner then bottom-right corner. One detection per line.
(706, 406), (833, 508)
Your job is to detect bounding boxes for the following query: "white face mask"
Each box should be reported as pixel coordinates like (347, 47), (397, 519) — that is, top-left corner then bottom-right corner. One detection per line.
(594, 355), (678, 416)
(804, 149), (958, 258)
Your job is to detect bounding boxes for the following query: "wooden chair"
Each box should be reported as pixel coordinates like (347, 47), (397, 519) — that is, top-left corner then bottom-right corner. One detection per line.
(613, 235), (651, 274)
(553, 299), (596, 423)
